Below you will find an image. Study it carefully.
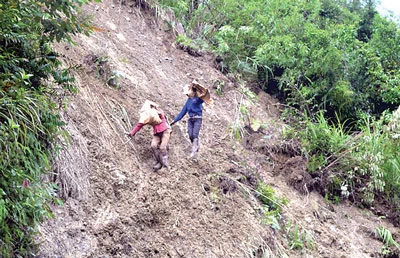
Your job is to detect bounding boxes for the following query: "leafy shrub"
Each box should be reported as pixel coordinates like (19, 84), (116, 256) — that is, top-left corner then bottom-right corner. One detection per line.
(287, 109), (400, 213)
(349, 113), (400, 206)
(0, 76), (64, 257)
(0, 0), (99, 256)
(157, 0), (400, 125)
(155, 0), (400, 225)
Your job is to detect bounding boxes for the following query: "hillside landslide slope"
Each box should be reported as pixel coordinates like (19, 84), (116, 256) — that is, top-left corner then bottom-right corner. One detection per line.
(37, 1), (399, 257)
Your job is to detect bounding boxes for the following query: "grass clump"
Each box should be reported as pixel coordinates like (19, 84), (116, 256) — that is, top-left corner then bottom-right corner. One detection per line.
(376, 226), (400, 257)
(284, 108), (400, 216)
(256, 181), (288, 230)
(284, 220), (315, 251)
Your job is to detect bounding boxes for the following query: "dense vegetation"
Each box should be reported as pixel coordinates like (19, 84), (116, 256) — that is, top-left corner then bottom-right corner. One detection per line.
(159, 0), (400, 121)
(156, 0), (400, 226)
(0, 0), (98, 256)
(1, 0), (399, 255)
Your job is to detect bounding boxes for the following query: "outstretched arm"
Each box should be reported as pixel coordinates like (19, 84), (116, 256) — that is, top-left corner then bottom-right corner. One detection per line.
(127, 123), (144, 136)
(172, 100), (189, 124)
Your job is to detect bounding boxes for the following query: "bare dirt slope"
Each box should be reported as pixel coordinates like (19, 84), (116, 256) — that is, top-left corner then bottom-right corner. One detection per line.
(37, 1), (399, 257)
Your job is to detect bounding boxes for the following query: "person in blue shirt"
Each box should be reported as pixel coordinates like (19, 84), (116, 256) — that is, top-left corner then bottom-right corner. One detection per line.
(171, 84), (205, 161)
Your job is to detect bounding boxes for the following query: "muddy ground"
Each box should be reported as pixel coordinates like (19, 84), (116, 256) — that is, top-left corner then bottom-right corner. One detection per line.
(36, 1), (399, 257)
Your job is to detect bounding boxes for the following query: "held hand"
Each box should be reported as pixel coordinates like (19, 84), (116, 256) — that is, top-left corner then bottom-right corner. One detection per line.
(126, 132), (133, 137)
(170, 121), (175, 126)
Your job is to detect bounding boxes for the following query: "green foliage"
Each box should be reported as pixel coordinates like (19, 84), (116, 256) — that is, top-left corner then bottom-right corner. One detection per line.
(214, 80), (224, 96)
(284, 220), (315, 251)
(256, 181), (288, 230)
(327, 80), (355, 117)
(156, 0), (400, 223)
(227, 84), (259, 141)
(307, 154), (327, 173)
(175, 34), (207, 52)
(176, 34), (194, 46)
(0, 0), (100, 90)
(348, 112), (400, 206)
(106, 71), (122, 89)
(0, 81), (62, 257)
(157, 0), (188, 23)
(0, 0), (98, 256)
(291, 112), (349, 172)
(286, 108), (400, 211)
(369, 16), (400, 106)
(240, 85), (258, 103)
(227, 85), (254, 141)
(356, 0), (377, 42)
(376, 226), (400, 256)
(156, 0), (400, 124)
(90, 55), (123, 88)
(228, 109), (246, 141)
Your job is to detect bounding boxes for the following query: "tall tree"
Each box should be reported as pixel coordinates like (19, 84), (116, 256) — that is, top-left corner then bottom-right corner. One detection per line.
(357, 0), (378, 42)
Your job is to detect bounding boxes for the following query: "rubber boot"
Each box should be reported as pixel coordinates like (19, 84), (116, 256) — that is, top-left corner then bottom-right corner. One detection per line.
(152, 149), (162, 170)
(159, 151), (169, 171)
(190, 138), (199, 162)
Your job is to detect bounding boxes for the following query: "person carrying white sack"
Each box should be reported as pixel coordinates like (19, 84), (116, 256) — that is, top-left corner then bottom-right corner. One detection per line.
(126, 100), (172, 171)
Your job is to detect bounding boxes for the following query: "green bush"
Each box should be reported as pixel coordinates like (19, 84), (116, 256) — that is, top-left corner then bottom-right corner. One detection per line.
(155, 0), (400, 222)
(348, 113), (400, 206)
(0, 0), (99, 256)
(287, 109), (400, 211)
(0, 76), (63, 257)
(157, 0), (400, 124)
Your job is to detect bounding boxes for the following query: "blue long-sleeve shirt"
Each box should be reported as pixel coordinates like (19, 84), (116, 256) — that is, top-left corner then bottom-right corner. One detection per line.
(173, 96), (204, 123)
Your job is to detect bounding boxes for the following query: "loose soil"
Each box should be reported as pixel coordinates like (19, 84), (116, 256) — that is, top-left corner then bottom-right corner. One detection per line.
(37, 1), (400, 257)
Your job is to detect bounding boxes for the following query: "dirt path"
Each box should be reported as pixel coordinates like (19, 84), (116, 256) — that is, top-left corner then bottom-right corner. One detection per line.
(37, 1), (399, 257)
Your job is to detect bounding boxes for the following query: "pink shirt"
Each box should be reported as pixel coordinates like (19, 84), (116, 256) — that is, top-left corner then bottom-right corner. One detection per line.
(129, 110), (170, 136)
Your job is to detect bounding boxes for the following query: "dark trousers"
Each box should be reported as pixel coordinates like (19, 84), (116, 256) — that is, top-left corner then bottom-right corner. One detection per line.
(187, 118), (202, 141)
